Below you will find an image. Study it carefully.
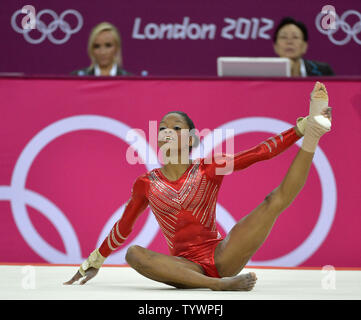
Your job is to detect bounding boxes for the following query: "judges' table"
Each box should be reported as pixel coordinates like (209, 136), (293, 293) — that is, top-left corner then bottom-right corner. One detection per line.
(0, 76), (360, 267)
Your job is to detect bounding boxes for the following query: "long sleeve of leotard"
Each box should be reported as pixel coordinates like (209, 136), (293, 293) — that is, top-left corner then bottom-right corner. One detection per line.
(99, 175), (149, 258)
(207, 127), (301, 176)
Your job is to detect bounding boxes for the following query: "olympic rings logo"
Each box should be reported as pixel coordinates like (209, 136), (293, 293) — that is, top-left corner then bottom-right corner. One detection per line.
(0, 115), (337, 266)
(11, 9), (83, 44)
(316, 9), (361, 45)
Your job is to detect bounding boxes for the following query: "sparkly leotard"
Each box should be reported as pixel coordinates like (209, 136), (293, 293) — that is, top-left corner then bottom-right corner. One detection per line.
(99, 128), (300, 277)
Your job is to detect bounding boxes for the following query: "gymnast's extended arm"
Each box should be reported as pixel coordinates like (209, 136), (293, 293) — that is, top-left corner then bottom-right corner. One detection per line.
(63, 176), (149, 285)
(208, 120), (305, 176)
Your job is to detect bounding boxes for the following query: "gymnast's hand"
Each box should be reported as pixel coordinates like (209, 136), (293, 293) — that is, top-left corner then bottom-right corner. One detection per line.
(63, 249), (105, 285)
(63, 267), (99, 285)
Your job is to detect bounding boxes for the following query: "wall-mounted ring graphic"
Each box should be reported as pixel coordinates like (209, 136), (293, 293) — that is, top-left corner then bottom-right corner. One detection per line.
(4, 115), (158, 263)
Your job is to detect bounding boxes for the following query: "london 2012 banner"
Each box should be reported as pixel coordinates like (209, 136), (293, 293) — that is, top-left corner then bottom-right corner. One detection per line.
(2, 0), (361, 76)
(0, 76), (360, 267)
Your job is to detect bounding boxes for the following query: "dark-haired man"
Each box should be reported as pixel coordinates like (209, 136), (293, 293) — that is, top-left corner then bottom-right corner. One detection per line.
(273, 17), (334, 77)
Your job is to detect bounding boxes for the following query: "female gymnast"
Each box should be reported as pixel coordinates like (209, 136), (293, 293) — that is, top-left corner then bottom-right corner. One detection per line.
(64, 82), (332, 291)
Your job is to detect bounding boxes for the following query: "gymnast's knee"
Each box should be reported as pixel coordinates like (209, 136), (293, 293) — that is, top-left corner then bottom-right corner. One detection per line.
(125, 245), (143, 268)
(264, 189), (285, 214)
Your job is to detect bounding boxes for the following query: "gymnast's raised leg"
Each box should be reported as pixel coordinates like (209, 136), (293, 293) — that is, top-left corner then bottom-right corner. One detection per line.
(214, 83), (331, 277)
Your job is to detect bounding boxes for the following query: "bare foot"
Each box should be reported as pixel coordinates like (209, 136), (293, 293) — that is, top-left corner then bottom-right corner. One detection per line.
(311, 81), (328, 101)
(214, 272), (257, 291)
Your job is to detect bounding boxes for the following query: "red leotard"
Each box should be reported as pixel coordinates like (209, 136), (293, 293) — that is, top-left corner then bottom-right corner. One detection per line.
(99, 128), (300, 277)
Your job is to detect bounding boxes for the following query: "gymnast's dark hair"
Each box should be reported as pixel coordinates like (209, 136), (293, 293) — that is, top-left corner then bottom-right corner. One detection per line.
(273, 17), (308, 43)
(163, 111), (200, 152)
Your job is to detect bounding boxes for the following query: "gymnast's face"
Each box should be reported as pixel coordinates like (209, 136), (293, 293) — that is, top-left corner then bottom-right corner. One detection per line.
(158, 113), (192, 154)
(274, 24), (308, 60)
(92, 30), (118, 68)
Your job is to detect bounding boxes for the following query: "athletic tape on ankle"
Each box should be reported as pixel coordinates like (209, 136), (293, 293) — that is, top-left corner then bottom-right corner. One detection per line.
(309, 98), (328, 117)
(301, 134), (320, 153)
(301, 117), (330, 153)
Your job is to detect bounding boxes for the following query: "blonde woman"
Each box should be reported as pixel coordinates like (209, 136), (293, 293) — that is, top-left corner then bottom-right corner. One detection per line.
(72, 22), (131, 76)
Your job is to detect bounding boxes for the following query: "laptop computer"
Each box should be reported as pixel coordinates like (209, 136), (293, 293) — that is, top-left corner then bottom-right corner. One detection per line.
(217, 57), (291, 77)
